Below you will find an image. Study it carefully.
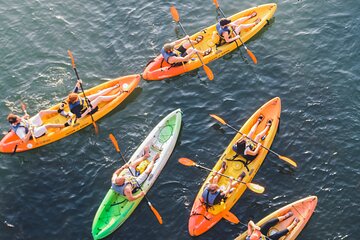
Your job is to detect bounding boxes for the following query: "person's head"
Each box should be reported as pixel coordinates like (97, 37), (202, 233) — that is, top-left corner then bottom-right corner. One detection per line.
(219, 18), (231, 27)
(67, 93), (79, 104)
(114, 176), (126, 186)
(7, 113), (20, 124)
(207, 183), (219, 193)
(163, 43), (175, 52)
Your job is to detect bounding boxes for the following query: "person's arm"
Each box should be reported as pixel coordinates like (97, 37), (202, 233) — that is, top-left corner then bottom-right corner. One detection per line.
(221, 177), (233, 196)
(124, 188), (145, 201)
(73, 80), (82, 93)
(112, 164), (129, 181)
(173, 35), (189, 45)
(245, 143), (261, 156)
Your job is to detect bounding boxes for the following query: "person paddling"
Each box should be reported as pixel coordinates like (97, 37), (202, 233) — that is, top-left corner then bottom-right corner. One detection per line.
(111, 146), (160, 201)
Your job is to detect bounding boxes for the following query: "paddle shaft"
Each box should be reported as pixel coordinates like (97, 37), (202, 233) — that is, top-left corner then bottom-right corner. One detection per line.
(177, 22), (207, 67)
(194, 162), (246, 184)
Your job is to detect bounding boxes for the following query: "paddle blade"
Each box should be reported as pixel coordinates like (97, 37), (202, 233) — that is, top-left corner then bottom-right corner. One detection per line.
(203, 64), (214, 81)
(178, 158), (196, 167)
(148, 202), (163, 224)
(279, 155), (297, 168)
(246, 183), (265, 194)
(222, 211), (240, 224)
(67, 50), (76, 68)
(209, 114), (227, 125)
(246, 49), (257, 64)
(170, 5), (180, 22)
(213, 0), (219, 8)
(109, 134), (120, 152)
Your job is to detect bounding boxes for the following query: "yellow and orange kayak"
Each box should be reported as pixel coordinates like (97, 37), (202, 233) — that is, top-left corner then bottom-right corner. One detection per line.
(0, 75), (140, 153)
(143, 3), (277, 80)
(235, 196), (318, 240)
(188, 97), (281, 236)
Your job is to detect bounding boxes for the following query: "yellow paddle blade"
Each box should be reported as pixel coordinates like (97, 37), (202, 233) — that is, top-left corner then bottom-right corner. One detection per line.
(109, 134), (120, 153)
(222, 211), (240, 224)
(203, 64), (214, 80)
(170, 5), (180, 22)
(67, 50), (76, 68)
(213, 0), (219, 8)
(246, 183), (265, 194)
(246, 49), (257, 64)
(209, 114), (227, 125)
(279, 155), (297, 168)
(149, 203), (163, 225)
(178, 158), (196, 167)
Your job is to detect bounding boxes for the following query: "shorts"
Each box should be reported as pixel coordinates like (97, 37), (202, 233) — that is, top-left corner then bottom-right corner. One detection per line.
(30, 114), (47, 138)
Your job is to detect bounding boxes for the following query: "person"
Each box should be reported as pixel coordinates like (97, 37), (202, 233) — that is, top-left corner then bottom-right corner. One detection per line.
(216, 12), (260, 44)
(246, 212), (300, 240)
(66, 80), (122, 119)
(7, 110), (65, 143)
(111, 146), (160, 201)
(232, 115), (272, 163)
(161, 35), (212, 67)
(201, 161), (246, 207)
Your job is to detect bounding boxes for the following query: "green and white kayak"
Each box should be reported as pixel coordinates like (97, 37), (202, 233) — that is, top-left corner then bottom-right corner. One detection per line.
(91, 109), (182, 239)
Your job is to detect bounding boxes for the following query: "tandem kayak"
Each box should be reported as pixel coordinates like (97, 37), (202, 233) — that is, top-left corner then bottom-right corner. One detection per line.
(143, 3), (277, 80)
(188, 97), (281, 236)
(91, 109), (182, 239)
(235, 196), (318, 240)
(0, 75), (140, 153)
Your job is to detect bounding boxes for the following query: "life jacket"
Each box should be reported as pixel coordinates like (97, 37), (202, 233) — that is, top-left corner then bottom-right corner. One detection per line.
(10, 122), (29, 135)
(216, 23), (230, 39)
(111, 175), (138, 196)
(234, 140), (257, 162)
(69, 98), (87, 118)
(161, 48), (178, 64)
(201, 187), (223, 207)
(136, 159), (150, 174)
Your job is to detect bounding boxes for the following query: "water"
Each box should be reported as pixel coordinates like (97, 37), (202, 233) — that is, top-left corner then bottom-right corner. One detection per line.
(0, 0), (359, 239)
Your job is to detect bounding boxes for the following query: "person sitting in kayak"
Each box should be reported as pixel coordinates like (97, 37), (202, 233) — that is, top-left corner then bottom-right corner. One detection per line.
(231, 115), (272, 164)
(216, 12), (260, 44)
(111, 146), (160, 201)
(246, 212), (299, 240)
(7, 110), (65, 143)
(66, 80), (122, 119)
(161, 35), (212, 67)
(201, 161), (245, 207)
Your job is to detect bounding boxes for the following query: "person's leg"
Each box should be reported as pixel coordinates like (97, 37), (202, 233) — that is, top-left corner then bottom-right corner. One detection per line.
(234, 19), (260, 34)
(247, 115), (263, 139)
(260, 218), (280, 235)
(89, 92), (121, 109)
(269, 218), (299, 240)
(38, 110), (58, 118)
(212, 161), (227, 184)
(254, 119), (272, 142)
(87, 85), (120, 101)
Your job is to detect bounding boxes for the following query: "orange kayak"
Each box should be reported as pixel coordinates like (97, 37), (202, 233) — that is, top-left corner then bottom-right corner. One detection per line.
(143, 3), (277, 80)
(235, 196), (318, 240)
(0, 75), (140, 153)
(188, 97), (281, 236)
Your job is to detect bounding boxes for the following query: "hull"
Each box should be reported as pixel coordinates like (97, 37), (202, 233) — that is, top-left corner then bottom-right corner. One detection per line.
(143, 3), (277, 80)
(92, 109), (182, 239)
(188, 97), (281, 236)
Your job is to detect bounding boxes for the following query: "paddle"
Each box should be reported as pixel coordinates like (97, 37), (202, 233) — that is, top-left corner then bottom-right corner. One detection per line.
(223, 211), (240, 224)
(178, 158), (265, 194)
(213, 0), (258, 64)
(209, 114), (298, 168)
(170, 5), (214, 80)
(67, 50), (99, 135)
(109, 133), (163, 225)
(20, 102), (36, 143)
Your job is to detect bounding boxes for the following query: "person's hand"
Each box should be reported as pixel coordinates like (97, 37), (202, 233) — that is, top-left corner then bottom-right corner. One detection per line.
(184, 35), (189, 39)
(24, 114), (30, 119)
(229, 177), (234, 182)
(140, 191), (146, 197)
(77, 79), (83, 86)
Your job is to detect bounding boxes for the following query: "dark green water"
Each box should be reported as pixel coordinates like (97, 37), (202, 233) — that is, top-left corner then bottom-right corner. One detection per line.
(0, 0), (359, 239)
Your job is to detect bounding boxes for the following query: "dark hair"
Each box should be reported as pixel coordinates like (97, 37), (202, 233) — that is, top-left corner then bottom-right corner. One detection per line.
(219, 18), (231, 27)
(7, 114), (18, 124)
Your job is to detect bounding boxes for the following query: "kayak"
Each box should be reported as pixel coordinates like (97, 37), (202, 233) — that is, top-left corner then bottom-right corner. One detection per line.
(188, 97), (281, 236)
(0, 75), (140, 153)
(91, 109), (182, 239)
(142, 3), (277, 80)
(235, 196), (318, 240)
